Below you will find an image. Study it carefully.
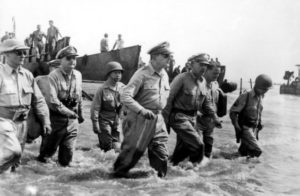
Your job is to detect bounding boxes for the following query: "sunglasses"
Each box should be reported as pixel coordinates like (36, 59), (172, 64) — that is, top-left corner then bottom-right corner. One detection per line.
(161, 54), (170, 59)
(66, 56), (76, 61)
(13, 50), (27, 56)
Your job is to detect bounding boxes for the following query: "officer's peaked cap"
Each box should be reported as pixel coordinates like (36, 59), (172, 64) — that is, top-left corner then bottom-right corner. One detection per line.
(188, 53), (210, 65)
(56, 46), (78, 59)
(148, 41), (172, 55)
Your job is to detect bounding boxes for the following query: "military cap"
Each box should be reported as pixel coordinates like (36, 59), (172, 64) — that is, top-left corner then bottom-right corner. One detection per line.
(147, 41), (172, 55)
(47, 59), (61, 68)
(188, 53), (210, 65)
(0, 39), (29, 54)
(55, 46), (78, 59)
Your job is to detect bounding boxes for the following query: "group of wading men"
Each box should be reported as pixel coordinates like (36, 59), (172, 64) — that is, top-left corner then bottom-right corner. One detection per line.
(0, 39), (272, 177)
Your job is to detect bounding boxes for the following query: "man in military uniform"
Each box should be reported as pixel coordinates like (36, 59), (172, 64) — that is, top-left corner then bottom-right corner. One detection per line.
(100, 33), (109, 53)
(37, 46), (84, 166)
(0, 39), (51, 172)
(197, 61), (222, 158)
(230, 74), (272, 157)
(31, 24), (47, 60)
(90, 61), (124, 152)
(113, 42), (171, 177)
(163, 54), (221, 167)
(46, 20), (62, 58)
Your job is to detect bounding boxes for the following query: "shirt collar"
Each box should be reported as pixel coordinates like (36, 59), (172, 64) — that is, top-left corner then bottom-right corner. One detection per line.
(189, 71), (204, 82)
(250, 88), (263, 98)
(4, 63), (24, 75)
(103, 81), (118, 91)
(148, 63), (166, 77)
(58, 67), (75, 77)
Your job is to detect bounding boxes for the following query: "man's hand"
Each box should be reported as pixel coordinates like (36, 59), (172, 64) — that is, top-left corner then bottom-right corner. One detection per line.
(43, 125), (52, 136)
(71, 112), (79, 119)
(214, 118), (223, 129)
(140, 109), (155, 120)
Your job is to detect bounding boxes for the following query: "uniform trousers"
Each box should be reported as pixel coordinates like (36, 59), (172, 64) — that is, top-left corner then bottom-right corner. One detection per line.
(39, 116), (78, 166)
(114, 111), (168, 177)
(239, 125), (262, 157)
(170, 112), (204, 165)
(197, 116), (215, 158)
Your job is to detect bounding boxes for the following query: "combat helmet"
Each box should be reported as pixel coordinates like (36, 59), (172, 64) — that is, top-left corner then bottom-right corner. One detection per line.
(105, 61), (124, 76)
(255, 74), (273, 90)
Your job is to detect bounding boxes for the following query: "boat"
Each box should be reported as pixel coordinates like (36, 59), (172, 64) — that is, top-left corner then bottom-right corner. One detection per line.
(76, 45), (141, 84)
(280, 65), (300, 95)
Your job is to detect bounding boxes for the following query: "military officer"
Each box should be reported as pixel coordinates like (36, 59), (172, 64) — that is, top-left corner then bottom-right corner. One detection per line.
(230, 74), (272, 157)
(37, 46), (84, 166)
(90, 61), (124, 152)
(0, 39), (51, 172)
(197, 61), (222, 158)
(113, 42), (171, 177)
(163, 53), (221, 166)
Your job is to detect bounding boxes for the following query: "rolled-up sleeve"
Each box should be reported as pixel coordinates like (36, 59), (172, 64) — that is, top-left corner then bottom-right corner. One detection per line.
(230, 93), (247, 114)
(121, 70), (144, 113)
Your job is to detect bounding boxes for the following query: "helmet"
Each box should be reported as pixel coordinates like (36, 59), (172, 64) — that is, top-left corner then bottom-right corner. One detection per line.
(106, 61), (124, 76)
(0, 39), (29, 54)
(255, 74), (272, 89)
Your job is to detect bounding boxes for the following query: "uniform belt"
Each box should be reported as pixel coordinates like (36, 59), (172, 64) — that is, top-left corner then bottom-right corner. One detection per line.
(0, 106), (30, 121)
(172, 108), (197, 116)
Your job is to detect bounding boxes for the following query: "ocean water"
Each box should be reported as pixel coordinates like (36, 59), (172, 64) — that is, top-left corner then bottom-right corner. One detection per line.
(0, 85), (299, 196)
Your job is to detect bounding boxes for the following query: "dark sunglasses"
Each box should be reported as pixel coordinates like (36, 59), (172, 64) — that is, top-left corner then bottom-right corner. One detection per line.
(13, 50), (27, 56)
(195, 61), (208, 66)
(66, 56), (76, 61)
(161, 54), (170, 59)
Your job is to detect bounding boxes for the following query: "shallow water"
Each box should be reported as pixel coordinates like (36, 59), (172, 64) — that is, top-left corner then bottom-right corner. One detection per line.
(0, 85), (299, 196)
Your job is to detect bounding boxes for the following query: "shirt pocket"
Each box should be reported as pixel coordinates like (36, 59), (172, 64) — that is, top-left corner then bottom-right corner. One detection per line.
(58, 82), (69, 98)
(22, 86), (33, 105)
(102, 90), (115, 109)
(246, 106), (258, 119)
(144, 82), (159, 91)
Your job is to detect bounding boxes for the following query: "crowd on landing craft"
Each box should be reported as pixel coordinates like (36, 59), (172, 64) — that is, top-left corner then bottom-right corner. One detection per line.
(0, 21), (272, 177)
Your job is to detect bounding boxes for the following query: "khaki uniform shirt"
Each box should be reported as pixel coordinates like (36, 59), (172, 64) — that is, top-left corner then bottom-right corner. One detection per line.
(48, 67), (82, 117)
(230, 89), (263, 126)
(200, 81), (219, 116)
(31, 30), (46, 44)
(47, 26), (60, 41)
(121, 64), (170, 113)
(0, 63), (50, 125)
(90, 81), (124, 123)
(163, 72), (215, 120)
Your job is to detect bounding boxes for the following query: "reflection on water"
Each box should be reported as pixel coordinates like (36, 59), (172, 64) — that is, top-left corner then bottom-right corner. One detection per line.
(1, 86), (300, 196)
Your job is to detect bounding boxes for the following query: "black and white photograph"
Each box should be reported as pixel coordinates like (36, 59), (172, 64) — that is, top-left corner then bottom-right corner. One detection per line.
(0, 0), (299, 195)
